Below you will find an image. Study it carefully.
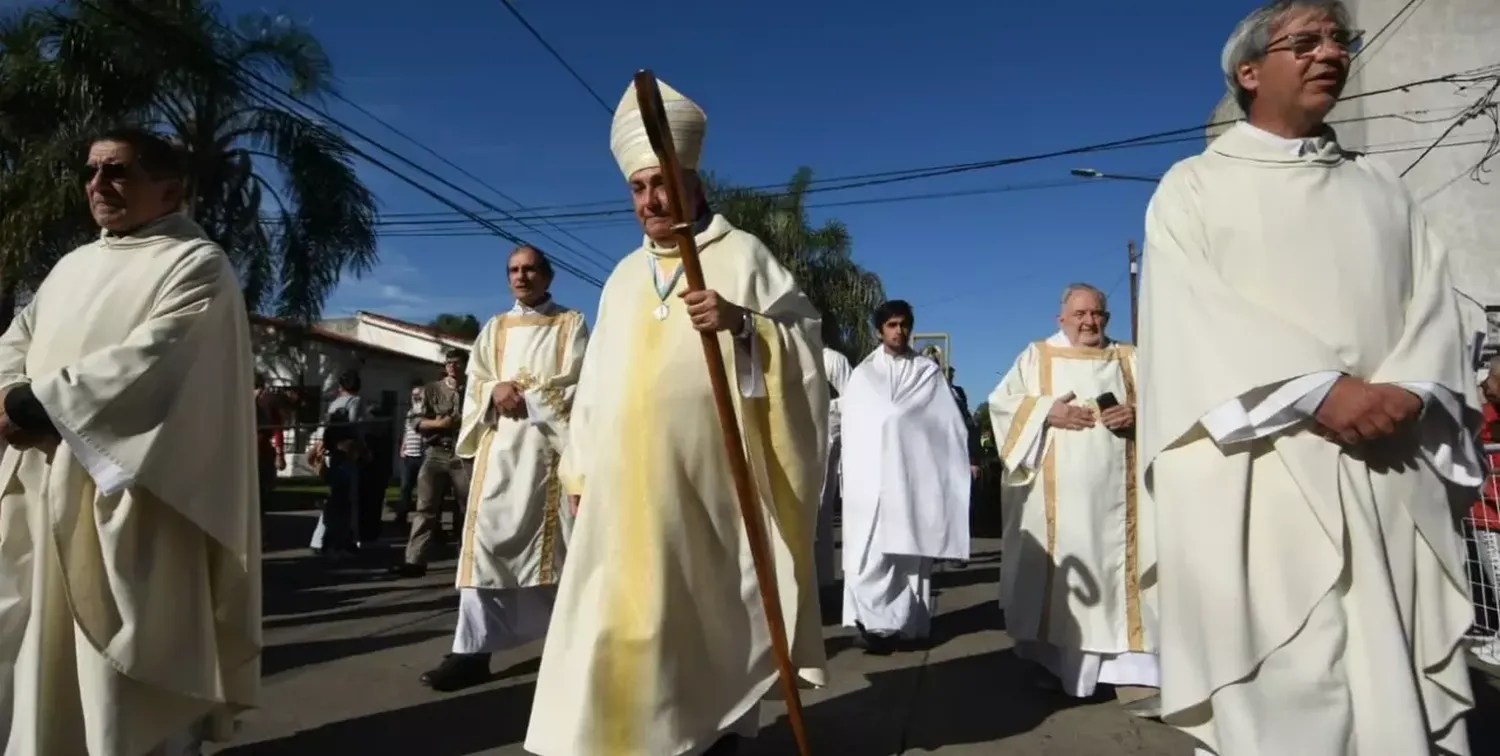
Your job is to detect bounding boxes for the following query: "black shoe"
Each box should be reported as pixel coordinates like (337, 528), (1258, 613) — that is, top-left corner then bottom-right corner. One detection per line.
(387, 562), (427, 578)
(704, 734), (741, 755)
(419, 653), (491, 692)
(851, 622), (896, 656)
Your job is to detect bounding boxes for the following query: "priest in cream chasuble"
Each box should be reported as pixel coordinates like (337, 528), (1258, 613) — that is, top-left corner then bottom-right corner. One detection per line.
(817, 346), (853, 588)
(1139, 4), (1482, 755)
(839, 300), (970, 653)
(988, 283), (1159, 698)
(524, 78), (827, 756)
(0, 129), (259, 756)
(418, 245), (589, 693)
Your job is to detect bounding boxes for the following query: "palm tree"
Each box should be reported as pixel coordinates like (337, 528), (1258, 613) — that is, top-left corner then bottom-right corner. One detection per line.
(0, 0), (377, 329)
(706, 167), (886, 359)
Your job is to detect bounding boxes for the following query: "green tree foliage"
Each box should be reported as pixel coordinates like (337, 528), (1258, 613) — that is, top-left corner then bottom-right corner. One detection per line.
(429, 312), (482, 341)
(0, 0), (377, 332)
(705, 167), (886, 359)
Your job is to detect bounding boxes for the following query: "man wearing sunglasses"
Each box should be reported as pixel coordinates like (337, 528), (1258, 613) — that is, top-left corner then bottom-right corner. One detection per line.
(0, 127), (259, 755)
(1139, 2), (1481, 754)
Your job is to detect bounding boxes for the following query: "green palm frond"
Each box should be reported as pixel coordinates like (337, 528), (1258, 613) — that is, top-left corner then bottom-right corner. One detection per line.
(707, 167), (887, 359)
(0, 0), (379, 328)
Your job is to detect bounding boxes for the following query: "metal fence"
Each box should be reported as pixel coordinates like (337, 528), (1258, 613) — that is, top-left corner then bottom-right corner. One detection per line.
(1466, 443), (1500, 666)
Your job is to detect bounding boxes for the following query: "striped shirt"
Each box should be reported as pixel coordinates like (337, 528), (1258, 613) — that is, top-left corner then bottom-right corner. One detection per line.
(401, 405), (427, 458)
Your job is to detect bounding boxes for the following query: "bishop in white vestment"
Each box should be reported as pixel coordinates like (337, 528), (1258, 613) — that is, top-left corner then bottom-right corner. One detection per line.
(419, 246), (588, 692)
(988, 283), (1159, 698)
(524, 78), (827, 756)
(840, 300), (969, 653)
(0, 129), (259, 755)
(1139, 4), (1481, 754)
(817, 347), (853, 588)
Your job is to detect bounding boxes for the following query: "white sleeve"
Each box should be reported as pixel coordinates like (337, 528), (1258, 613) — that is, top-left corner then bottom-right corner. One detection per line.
(1201, 371), (1342, 445)
(734, 313), (765, 399)
(1395, 381), (1485, 487)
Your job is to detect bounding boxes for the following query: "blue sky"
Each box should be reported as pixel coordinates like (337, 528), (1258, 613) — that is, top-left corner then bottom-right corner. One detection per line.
(220, 0), (1255, 398)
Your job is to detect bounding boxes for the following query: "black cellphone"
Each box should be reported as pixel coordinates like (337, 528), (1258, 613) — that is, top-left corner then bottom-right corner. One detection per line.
(1096, 392), (1120, 410)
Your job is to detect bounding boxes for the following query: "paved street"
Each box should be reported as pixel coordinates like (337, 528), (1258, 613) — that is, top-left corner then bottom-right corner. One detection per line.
(209, 505), (1500, 755)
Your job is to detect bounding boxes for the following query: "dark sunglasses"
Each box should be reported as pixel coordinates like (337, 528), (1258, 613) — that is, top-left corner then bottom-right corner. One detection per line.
(82, 162), (136, 182)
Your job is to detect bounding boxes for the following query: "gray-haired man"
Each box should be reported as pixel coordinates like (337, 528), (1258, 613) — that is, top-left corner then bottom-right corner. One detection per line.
(1138, 2), (1482, 754)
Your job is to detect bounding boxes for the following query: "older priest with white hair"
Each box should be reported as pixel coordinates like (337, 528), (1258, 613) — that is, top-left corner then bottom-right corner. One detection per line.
(524, 78), (828, 756)
(987, 282), (1158, 699)
(1139, 1), (1482, 754)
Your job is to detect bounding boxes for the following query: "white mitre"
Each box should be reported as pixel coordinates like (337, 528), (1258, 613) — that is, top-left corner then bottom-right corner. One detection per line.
(609, 78), (707, 180)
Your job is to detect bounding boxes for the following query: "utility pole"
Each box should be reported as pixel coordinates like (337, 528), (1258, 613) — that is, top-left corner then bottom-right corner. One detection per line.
(1127, 240), (1140, 343)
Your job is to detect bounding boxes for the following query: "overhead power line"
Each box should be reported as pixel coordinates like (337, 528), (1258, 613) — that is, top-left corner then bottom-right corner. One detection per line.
(357, 68), (1500, 226)
(86, 0), (608, 287)
(1401, 79), (1500, 177)
(320, 82), (617, 271)
(498, 0), (612, 114)
(368, 136), (1498, 240)
(338, 107), (1500, 233)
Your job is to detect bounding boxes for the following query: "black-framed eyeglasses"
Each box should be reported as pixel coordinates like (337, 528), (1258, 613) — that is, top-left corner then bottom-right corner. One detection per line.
(1265, 28), (1364, 57)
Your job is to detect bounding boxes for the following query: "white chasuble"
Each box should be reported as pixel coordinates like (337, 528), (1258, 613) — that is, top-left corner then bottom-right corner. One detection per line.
(987, 333), (1157, 696)
(525, 214), (828, 756)
(839, 348), (970, 637)
(0, 213), (260, 755)
(456, 299), (588, 592)
(1139, 123), (1482, 756)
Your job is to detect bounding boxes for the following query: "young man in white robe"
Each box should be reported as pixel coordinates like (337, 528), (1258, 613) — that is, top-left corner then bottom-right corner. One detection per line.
(839, 300), (970, 654)
(0, 127), (259, 755)
(524, 78), (828, 756)
(419, 245), (588, 692)
(987, 283), (1159, 700)
(817, 346), (853, 588)
(1139, 2), (1483, 753)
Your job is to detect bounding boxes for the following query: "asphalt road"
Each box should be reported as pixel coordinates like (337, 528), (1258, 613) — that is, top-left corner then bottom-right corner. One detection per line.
(207, 505), (1499, 755)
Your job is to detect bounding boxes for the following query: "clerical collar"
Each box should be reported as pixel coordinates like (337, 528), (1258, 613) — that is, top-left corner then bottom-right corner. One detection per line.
(99, 211), (195, 244)
(511, 296), (554, 315)
(1241, 122), (1331, 158)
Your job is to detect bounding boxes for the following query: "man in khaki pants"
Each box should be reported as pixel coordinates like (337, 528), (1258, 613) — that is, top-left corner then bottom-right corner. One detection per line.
(391, 349), (470, 578)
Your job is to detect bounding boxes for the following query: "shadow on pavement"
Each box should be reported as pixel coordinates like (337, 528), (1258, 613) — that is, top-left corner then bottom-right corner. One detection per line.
(932, 564), (1000, 594)
(218, 681), (537, 756)
(263, 628), (452, 677)
(264, 593), (458, 630)
(749, 648), (1081, 755)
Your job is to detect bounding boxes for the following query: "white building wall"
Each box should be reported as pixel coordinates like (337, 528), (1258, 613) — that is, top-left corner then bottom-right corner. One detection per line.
(252, 323), (442, 477)
(1207, 0), (1499, 350)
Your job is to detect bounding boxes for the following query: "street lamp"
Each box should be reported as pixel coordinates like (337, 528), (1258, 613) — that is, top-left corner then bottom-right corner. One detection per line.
(1070, 168), (1160, 184)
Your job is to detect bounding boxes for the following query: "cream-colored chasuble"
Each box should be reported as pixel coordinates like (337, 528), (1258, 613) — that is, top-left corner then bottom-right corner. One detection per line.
(524, 214), (828, 756)
(987, 333), (1158, 696)
(448, 299), (588, 654)
(456, 298), (588, 591)
(0, 213), (260, 755)
(1139, 122), (1482, 756)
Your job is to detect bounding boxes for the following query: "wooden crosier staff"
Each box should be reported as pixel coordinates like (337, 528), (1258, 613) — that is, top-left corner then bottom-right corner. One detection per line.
(632, 69), (813, 756)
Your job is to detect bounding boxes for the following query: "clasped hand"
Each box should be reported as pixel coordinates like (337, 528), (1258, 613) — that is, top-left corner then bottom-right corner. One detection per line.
(1313, 377), (1422, 447)
(0, 391), (57, 453)
(491, 381), (528, 419)
(1044, 392), (1134, 432)
(678, 289), (745, 333)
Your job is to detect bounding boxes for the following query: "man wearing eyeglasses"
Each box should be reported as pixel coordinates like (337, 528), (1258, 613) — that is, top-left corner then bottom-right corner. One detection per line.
(1138, 2), (1481, 755)
(0, 127), (259, 754)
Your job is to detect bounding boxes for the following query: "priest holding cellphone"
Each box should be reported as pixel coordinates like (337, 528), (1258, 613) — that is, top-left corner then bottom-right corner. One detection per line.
(987, 282), (1160, 703)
